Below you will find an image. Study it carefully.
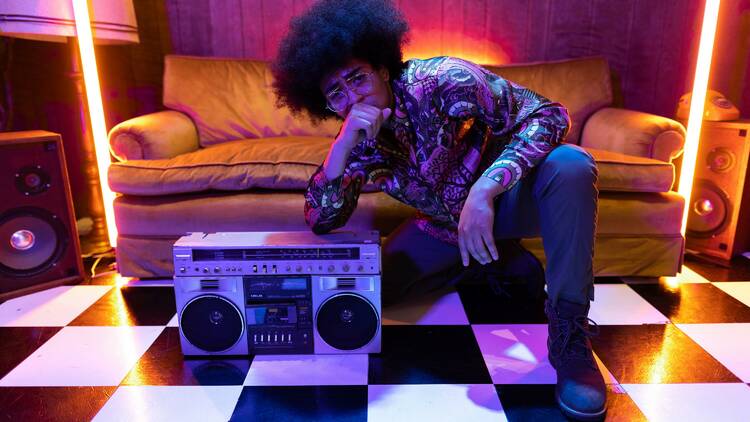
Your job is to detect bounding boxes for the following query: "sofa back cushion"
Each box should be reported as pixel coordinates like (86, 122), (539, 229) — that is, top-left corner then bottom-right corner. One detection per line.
(163, 55), (341, 147)
(163, 55), (612, 148)
(485, 56), (613, 145)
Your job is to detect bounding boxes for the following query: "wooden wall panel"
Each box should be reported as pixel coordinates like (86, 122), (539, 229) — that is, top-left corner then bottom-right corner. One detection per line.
(210, 0), (245, 58)
(399, 0), (442, 59)
(159, 0), (719, 119)
(545, 0), (596, 61)
(485, 1), (529, 64)
(240, 0), (266, 59)
(262, 0), (297, 60)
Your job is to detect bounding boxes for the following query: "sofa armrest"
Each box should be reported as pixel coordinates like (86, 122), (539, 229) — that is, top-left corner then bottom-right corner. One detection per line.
(108, 110), (200, 161)
(580, 107), (686, 162)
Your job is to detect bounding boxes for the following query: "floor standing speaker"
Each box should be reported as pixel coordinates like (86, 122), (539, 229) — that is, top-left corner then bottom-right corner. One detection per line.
(0, 131), (84, 302)
(685, 120), (750, 263)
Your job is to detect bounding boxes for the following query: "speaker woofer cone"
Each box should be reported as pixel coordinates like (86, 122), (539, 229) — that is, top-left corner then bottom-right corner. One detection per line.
(0, 207), (67, 277)
(687, 180), (731, 237)
(316, 293), (378, 351)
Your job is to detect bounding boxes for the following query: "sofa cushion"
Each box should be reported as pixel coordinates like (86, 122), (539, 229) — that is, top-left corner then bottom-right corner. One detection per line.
(584, 147), (675, 193)
(113, 190), (682, 237)
(109, 138), (675, 196)
(109, 136), (337, 195)
(486, 57), (613, 145)
(163, 55), (341, 147)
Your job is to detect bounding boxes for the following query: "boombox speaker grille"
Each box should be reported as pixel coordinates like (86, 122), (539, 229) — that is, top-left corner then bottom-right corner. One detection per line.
(316, 293), (378, 350)
(180, 295), (244, 352)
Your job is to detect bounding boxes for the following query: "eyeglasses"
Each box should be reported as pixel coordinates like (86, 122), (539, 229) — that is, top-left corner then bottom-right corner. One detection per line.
(324, 71), (375, 113)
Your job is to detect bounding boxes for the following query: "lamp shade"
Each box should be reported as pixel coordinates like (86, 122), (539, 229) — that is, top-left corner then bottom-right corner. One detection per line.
(0, 0), (138, 44)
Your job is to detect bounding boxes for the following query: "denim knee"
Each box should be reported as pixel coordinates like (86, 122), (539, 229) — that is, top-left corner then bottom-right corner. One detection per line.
(542, 144), (598, 188)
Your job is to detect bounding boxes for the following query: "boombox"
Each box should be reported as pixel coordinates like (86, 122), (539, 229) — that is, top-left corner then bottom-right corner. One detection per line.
(173, 231), (382, 355)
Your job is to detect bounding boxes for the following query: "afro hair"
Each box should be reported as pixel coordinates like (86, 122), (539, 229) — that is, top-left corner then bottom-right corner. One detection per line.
(271, 0), (410, 123)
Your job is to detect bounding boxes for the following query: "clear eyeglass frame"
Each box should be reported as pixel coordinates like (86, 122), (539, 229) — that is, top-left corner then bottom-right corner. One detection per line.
(325, 71), (375, 113)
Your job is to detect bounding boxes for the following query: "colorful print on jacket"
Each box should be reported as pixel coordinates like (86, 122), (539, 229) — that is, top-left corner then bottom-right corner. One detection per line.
(304, 56), (571, 245)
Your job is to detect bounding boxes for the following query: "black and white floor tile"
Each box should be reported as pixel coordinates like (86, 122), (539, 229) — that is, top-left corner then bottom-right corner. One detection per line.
(2, 257), (750, 421)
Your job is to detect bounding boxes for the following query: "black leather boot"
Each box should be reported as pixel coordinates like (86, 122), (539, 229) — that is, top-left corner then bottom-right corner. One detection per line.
(545, 299), (607, 421)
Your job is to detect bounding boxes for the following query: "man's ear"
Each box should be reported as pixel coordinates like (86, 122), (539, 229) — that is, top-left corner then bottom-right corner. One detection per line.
(379, 67), (389, 82)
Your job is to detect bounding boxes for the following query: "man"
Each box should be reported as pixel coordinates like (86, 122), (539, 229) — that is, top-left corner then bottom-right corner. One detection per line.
(272, 0), (605, 419)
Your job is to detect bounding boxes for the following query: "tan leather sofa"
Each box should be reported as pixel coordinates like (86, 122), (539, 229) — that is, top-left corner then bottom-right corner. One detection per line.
(107, 55), (686, 279)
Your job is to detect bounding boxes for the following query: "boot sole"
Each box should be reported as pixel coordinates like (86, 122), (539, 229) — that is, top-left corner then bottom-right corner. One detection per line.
(555, 390), (607, 421)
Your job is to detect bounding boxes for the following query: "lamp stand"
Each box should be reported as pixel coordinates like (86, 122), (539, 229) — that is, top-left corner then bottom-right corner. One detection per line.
(67, 37), (111, 255)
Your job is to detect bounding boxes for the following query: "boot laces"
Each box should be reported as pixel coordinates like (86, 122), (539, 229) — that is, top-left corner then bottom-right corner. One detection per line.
(550, 315), (600, 368)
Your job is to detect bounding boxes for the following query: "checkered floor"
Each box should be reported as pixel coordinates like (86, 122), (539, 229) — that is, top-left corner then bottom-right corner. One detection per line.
(2, 256), (750, 421)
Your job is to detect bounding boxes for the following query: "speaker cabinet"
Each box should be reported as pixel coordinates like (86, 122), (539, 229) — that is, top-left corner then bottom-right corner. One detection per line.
(0, 131), (84, 302)
(685, 120), (750, 263)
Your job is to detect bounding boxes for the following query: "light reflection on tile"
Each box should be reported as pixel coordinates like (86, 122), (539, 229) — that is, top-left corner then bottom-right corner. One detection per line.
(0, 286), (112, 327)
(0, 326), (163, 386)
(368, 384), (507, 422)
(589, 284), (669, 325)
(622, 264), (711, 286)
(244, 354), (368, 386)
(382, 289), (468, 325)
(713, 282), (750, 308)
(471, 324), (614, 385)
(677, 323), (750, 382)
(93, 385), (242, 422)
(472, 324), (553, 384)
(623, 383), (750, 422)
(591, 324), (740, 384)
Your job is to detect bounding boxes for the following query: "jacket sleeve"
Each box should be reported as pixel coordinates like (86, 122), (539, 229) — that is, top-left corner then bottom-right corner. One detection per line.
(435, 57), (571, 194)
(304, 139), (387, 234)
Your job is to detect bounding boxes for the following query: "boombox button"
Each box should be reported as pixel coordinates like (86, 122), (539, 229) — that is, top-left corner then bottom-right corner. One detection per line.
(179, 267), (186, 273)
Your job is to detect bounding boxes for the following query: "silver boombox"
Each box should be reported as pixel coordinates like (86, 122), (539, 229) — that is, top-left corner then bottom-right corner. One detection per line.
(172, 231), (382, 355)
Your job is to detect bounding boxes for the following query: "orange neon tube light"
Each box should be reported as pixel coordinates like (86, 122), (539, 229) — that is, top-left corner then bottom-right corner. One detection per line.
(678, 0), (721, 236)
(71, 0), (117, 247)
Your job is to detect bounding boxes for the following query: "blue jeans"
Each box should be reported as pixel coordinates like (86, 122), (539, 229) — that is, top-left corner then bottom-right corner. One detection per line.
(381, 144), (599, 306)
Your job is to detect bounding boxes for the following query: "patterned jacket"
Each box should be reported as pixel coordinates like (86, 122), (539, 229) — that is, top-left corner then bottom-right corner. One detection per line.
(304, 56), (571, 245)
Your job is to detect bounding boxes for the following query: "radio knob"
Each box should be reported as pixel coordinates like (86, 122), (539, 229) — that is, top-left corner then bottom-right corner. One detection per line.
(285, 266), (291, 272)
(327, 265), (335, 272)
(202, 267), (209, 273)
(342, 264), (350, 272)
(213, 267), (220, 273)
(358, 265), (364, 272)
(295, 266), (302, 272)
